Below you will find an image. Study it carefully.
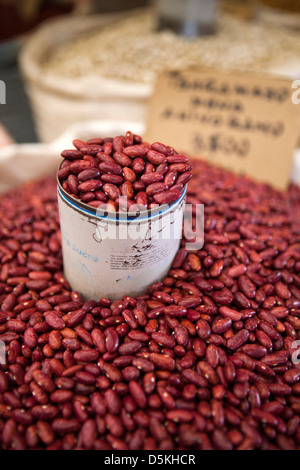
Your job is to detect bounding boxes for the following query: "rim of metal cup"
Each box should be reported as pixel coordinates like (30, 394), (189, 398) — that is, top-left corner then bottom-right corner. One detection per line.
(57, 162), (187, 222)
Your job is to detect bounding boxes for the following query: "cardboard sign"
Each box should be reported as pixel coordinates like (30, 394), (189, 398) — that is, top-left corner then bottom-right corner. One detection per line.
(145, 69), (300, 190)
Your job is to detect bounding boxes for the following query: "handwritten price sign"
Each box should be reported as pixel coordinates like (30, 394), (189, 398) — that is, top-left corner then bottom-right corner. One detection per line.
(145, 69), (300, 190)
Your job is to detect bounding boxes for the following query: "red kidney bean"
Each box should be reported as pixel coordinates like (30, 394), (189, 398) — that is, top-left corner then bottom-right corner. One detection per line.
(145, 182), (169, 197)
(283, 369), (300, 384)
(194, 277), (213, 291)
(100, 174), (124, 185)
(211, 289), (233, 306)
(29, 381), (48, 405)
(131, 157), (145, 175)
(196, 319), (211, 339)
(140, 173), (164, 186)
(44, 311), (65, 330)
(164, 305), (187, 318)
(85, 138), (103, 147)
(261, 352), (289, 367)
(150, 142), (172, 156)
(219, 306), (242, 322)
(123, 144), (148, 158)
(146, 150), (167, 165)
(118, 340), (141, 355)
(102, 183), (120, 201)
(99, 161), (123, 176)
(151, 332), (175, 349)
(80, 145), (103, 156)
(256, 330), (273, 349)
(211, 399), (225, 428)
(228, 264), (247, 278)
(77, 168), (100, 182)
(78, 179), (103, 192)
(150, 353), (175, 371)
(128, 380), (147, 409)
(164, 170), (177, 187)
(2, 419), (17, 447)
(73, 350), (99, 363)
(112, 136), (124, 153)
(52, 419), (80, 434)
(32, 370), (55, 393)
(251, 409), (278, 427)
(61, 149), (82, 160)
(66, 174), (78, 194)
(174, 324), (189, 347)
(238, 276), (256, 299)
(113, 153), (131, 167)
(272, 306), (289, 319)
(91, 328), (106, 353)
(104, 389), (122, 415)
(227, 329), (250, 350)
(258, 321), (280, 341)
(241, 344), (267, 359)
(287, 415), (299, 436)
(212, 317), (232, 334)
(122, 166), (136, 183)
(166, 409), (193, 423)
(79, 419), (96, 449)
(69, 160), (93, 174)
(197, 362), (219, 385)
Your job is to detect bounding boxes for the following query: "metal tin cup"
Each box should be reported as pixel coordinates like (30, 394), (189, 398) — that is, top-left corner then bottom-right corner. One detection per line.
(57, 172), (187, 300)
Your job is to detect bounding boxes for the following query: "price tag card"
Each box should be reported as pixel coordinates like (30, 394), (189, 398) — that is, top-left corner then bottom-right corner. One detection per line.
(145, 68), (300, 190)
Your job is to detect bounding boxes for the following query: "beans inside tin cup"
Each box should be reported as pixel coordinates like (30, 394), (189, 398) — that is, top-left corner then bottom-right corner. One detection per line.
(57, 131), (192, 300)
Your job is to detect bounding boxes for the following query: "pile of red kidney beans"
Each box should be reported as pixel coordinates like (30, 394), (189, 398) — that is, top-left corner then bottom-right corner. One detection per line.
(58, 132), (192, 211)
(1, 134), (300, 450)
